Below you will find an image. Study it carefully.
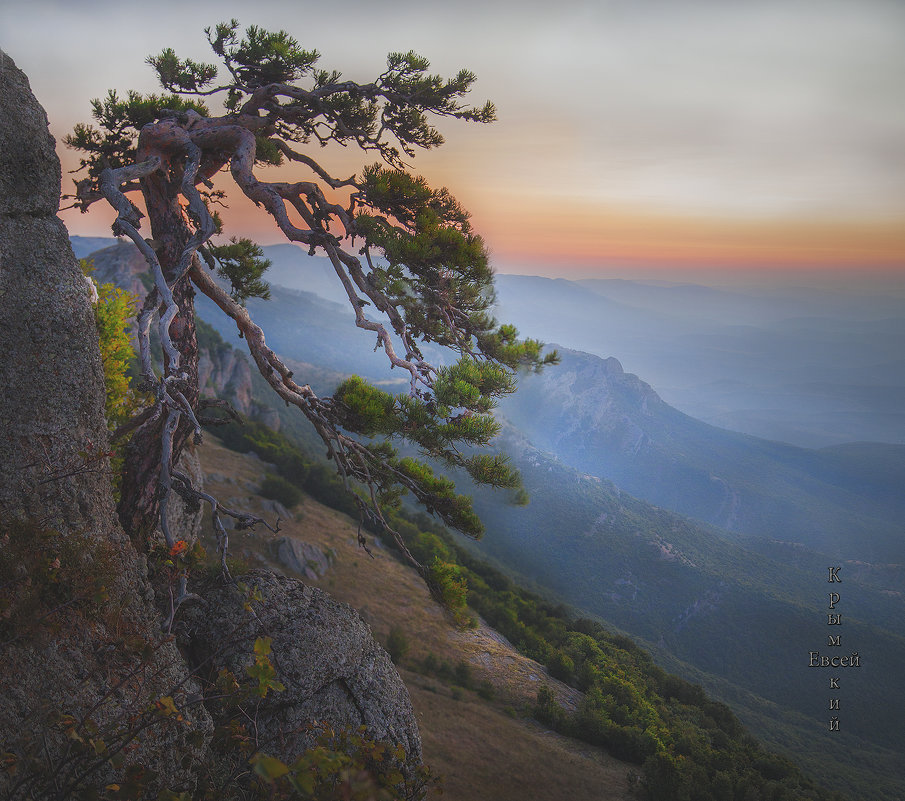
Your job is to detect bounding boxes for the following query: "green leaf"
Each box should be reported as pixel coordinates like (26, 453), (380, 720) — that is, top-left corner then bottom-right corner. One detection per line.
(251, 753), (290, 781)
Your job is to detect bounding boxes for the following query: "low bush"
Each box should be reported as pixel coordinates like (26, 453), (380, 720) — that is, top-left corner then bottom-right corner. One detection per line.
(260, 474), (303, 509)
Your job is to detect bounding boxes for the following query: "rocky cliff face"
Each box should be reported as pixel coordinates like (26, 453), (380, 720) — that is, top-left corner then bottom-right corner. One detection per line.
(0, 51), (110, 530)
(0, 48), (212, 797)
(500, 347), (664, 462)
(182, 571), (424, 776)
(0, 51), (419, 798)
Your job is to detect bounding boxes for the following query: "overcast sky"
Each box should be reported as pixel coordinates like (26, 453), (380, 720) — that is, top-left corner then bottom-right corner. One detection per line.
(2, 0), (903, 278)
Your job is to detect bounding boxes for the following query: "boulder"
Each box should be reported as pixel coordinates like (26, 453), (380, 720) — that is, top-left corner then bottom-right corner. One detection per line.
(272, 536), (332, 579)
(181, 571), (422, 775)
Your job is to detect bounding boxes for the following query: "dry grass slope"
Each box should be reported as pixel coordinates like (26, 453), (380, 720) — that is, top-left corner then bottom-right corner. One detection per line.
(197, 436), (634, 801)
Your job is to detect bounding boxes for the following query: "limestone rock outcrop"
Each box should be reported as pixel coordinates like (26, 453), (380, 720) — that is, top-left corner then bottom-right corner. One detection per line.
(0, 49), (421, 798)
(0, 52), (60, 219)
(84, 238), (150, 300)
(0, 51), (112, 531)
(86, 240), (258, 419)
(271, 536), (333, 579)
(181, 571), (423, 775)
(0, 49), (212, 797)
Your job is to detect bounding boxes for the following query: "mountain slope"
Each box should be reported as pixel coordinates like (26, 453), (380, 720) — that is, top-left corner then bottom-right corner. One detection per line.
(81, 239), (905, 798)
(501, 346), (905, 563)
(462, 432), (905, 799)
(196, 436), (634, 801)
(199, 431), (864, 801)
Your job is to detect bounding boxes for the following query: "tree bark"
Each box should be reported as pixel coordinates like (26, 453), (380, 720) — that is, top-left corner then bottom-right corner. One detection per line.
(117, 170), (200, 546)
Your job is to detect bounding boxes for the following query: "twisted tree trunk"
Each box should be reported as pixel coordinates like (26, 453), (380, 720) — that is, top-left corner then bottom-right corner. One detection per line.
(117, 169), (200, 545)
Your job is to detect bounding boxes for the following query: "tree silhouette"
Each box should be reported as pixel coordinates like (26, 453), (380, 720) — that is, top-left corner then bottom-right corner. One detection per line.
(66, 20), (556, 605)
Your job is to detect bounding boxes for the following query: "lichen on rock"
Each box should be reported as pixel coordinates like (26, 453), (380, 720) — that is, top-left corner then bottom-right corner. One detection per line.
(0, 48), (213, 799)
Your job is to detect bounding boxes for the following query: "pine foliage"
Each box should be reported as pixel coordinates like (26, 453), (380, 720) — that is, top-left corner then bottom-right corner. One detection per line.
(65, 20), (558, 592)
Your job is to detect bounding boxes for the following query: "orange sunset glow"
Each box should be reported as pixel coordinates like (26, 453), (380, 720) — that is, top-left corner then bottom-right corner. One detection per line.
(4, 0), (903, 283)
(473, 205), (905, 271)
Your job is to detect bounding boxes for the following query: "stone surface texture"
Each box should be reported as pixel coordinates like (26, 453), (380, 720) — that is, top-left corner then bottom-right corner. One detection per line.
(0, 50), (421, 797)
(272, 536), (333, 579)
(182, 571), (423, 774)
(0, 49), (211, 798)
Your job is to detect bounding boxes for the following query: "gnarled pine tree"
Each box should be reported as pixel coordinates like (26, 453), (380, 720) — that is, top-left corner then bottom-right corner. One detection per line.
(66, 20), (556, 608)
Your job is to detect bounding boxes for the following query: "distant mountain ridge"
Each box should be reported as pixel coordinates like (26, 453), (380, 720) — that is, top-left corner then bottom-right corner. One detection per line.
(501, 346), (905, 564)
(72, 236), (905, 446)
(75, 236), (905, 566)
(493, 272), (905, 447)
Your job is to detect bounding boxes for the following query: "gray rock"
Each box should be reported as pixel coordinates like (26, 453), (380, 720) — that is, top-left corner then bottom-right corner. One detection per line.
(84, 239), (150, 299)
(272, 536), (332, 579)
(182, 571), (422, 775)
(253, 405), (282, 431)
(0, 51), (60, 217)
(0, 58), (111, 532)
(262, 497), (291, 520)
(197, 342), (254, 416)
(0, 49), (211, 798)
(0, 215), (112, 529)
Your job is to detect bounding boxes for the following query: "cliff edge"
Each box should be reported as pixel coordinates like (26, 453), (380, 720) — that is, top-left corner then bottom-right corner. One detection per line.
(0, 50), (420, 799)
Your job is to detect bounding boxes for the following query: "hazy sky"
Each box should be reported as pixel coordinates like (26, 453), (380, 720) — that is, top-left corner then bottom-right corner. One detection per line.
(2, 0), (903, 278)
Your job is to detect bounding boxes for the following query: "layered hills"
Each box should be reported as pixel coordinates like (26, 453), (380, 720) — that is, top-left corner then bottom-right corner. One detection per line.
(492, 272), (905, 448)
(500, 346), (905, 563)
(76, 236), (905, 800)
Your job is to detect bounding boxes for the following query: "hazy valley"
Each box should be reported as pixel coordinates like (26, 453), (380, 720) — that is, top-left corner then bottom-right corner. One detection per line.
(74, 236), (905, 800)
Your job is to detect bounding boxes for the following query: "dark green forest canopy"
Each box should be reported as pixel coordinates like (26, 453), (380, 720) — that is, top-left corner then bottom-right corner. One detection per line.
(66, 20), (556, 593)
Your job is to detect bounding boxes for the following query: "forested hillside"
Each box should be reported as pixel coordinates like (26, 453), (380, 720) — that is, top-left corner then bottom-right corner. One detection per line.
(206, 421), (852, 801)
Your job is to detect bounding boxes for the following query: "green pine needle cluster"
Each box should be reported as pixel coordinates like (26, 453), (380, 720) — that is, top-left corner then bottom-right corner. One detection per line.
(65, 91), (209, 180)
(334, 366), (529, 538)
(205, 238), (272, 303)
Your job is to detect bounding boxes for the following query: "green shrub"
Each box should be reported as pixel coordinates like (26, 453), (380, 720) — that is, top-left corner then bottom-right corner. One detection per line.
(547, 649), (574, 682)
(427, 557), (467, 616)
(80, 259), (142, 431)
(535, 685), (561, 728)
(453, 660), (473, 689)
(422, 652), (439, 674)
(477, 680), (495, 701)
(386, 626), (410, 665)
(259, 473), (303, 509)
